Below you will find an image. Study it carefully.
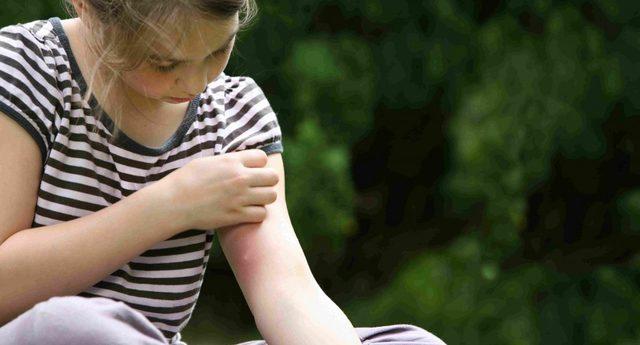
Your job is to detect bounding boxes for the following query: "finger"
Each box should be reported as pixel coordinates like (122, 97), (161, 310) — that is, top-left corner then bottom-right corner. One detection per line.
(243, 187), (278, 206)
(237, 149), (268, 168)
(241, 205), (267, 223)
(245, 167), (279, 187)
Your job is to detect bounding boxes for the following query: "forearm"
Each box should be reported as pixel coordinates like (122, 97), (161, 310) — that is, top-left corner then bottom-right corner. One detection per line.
(217, 153), (360, 344)
(220, 222), (362, 345)
(0, 184), (182, 325)
(251, 279), (362, 345)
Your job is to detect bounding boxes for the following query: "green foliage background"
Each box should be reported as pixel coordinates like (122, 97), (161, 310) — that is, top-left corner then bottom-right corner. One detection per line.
(6, 1), (640, 344)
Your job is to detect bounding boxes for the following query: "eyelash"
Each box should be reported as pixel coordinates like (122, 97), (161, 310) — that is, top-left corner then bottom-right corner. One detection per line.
(152, 44), (234, 73)
(154, 63), (180, 73)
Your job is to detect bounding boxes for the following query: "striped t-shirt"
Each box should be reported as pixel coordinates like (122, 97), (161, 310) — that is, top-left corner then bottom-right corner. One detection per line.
(0, 17), (283, 343)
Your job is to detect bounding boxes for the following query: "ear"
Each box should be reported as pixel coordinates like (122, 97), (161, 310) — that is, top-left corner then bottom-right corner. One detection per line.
(69, 0), (86, 17)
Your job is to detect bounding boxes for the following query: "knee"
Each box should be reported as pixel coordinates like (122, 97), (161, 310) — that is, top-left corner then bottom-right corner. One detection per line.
(35, 295), (117, 314)
(33, 295), (128, 326)
(397, 324), (446, 345)
(29, 296), (162, 345)
(358, 323), (447, 345)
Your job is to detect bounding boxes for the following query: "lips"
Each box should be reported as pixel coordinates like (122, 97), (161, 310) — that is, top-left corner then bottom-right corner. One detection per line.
(167, 97), (193, 103)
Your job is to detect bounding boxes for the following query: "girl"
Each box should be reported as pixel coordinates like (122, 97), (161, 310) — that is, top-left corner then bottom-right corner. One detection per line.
(0, 0), (446, 344)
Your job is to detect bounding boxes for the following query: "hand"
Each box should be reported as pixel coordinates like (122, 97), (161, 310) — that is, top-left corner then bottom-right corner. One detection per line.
(154, 149), (279, 231)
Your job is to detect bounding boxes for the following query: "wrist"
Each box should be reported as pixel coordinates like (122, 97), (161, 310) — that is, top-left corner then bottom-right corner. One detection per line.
(135, 181), (186, 236)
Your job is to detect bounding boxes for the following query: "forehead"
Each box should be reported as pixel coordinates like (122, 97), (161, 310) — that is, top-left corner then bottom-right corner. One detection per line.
(151, 14), (239, 60)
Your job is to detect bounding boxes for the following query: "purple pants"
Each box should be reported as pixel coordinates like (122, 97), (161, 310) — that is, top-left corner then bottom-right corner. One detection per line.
(0, 296), (446, 345)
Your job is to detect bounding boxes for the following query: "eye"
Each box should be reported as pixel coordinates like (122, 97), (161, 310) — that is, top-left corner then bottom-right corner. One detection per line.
(210, 36), (236, 59)
(209, 43), (234, 59)
(152, 63), (180, 73)
(150, 39), (234, 73)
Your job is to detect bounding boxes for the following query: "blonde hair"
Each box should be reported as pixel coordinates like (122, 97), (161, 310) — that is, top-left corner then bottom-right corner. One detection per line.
(63, 0), (257, 144)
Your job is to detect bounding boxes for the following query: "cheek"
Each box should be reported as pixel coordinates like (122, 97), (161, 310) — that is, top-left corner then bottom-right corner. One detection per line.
(209, 54), (232, 80)
(220, 54), (232, 73)
(122, 71), (174, 97)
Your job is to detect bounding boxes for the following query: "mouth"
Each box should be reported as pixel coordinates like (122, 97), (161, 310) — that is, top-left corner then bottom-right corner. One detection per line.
(166, 97), (193, 104)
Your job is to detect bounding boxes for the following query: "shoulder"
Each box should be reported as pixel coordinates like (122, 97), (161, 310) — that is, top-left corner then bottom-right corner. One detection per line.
(0, 19), (66, 104)
(202, 73), (283, 154)
(0, 19), (63, 88)
(222, 74), (265, 108)
(0, 19), (57, 61)
(219, 73), (274, 122)
(201, 72), (274, 120)
(0, 20), (66, 162)
(202, 72), (264, 103)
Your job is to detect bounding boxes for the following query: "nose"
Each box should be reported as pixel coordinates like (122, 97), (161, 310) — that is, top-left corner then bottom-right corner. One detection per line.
(177, 63), (209, 96)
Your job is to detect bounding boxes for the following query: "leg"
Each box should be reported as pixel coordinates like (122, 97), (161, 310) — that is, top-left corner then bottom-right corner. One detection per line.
(0, 296), (168, 345)
(354, 324), (446, 345)
(236, 324), (446, 345)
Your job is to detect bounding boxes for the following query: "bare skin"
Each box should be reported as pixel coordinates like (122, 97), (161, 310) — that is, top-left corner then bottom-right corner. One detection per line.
(0, 1), (363, 343)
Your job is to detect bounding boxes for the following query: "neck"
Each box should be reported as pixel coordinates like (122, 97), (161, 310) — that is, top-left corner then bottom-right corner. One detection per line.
(69, 18), (169, 120)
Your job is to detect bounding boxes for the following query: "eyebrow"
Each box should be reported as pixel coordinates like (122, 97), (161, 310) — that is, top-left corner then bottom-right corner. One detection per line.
(149, 28), (240, 63)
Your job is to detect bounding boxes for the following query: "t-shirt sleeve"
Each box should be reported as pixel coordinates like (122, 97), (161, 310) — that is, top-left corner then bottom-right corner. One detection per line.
(220, 76), (283, 155)
(0, 24), (61, 164)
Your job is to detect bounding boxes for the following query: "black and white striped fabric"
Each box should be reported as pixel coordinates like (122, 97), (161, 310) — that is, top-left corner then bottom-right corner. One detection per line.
(0, 17), (283, 344)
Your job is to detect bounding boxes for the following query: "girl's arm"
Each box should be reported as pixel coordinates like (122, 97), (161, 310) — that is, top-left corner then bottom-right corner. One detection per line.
(0, 112), (183, 325)
(217, 153), (362, 345)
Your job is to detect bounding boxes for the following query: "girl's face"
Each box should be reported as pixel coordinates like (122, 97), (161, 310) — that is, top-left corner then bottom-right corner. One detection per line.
(120, 14), (239, 106)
